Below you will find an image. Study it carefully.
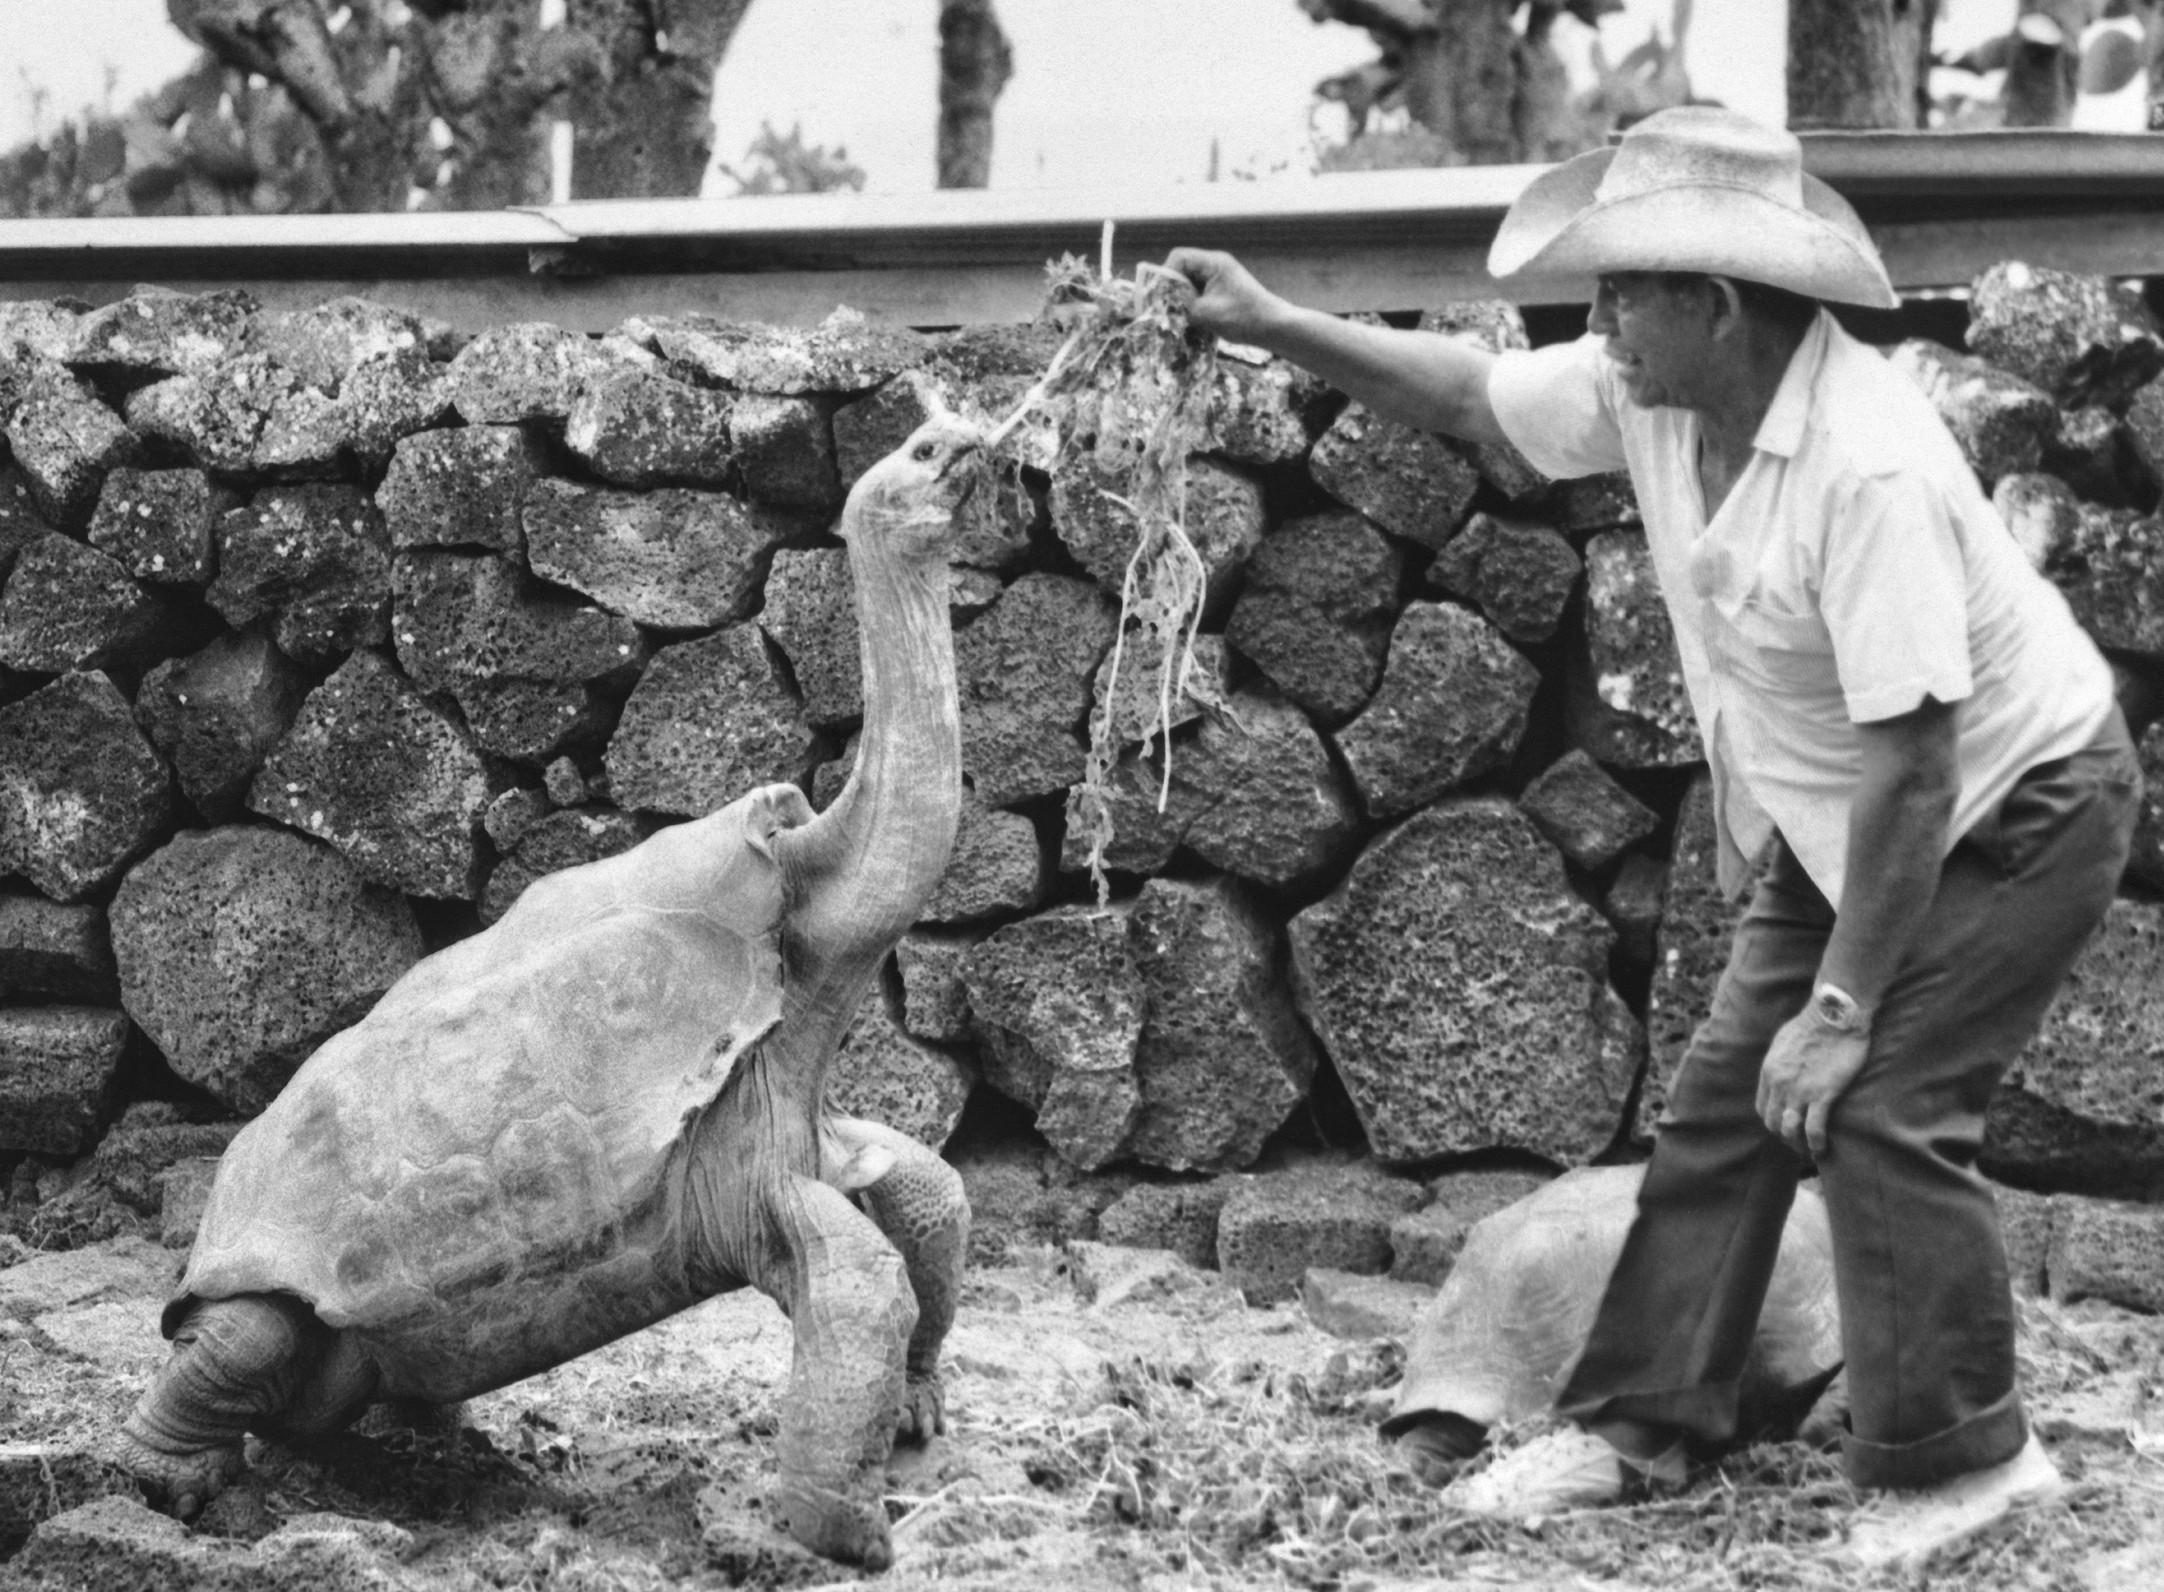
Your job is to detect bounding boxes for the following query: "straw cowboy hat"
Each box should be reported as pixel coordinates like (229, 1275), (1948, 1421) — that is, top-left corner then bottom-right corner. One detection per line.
(1488, 106), (1899, 310)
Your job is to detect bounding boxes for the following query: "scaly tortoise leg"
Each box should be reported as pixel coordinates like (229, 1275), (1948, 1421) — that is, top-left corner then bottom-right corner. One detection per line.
(756, 1173), (916, 1571)
(822, 1114), (969, 1443)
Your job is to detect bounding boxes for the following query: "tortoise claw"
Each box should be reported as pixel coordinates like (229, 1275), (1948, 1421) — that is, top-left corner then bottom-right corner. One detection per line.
(896, 1374), (946, 1445)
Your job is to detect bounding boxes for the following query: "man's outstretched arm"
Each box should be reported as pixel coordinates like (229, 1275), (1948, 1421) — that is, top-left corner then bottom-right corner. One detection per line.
(1165, 247), (1513, 448)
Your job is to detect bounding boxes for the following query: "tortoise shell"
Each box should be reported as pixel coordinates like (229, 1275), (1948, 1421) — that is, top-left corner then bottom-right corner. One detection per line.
(172, 788), (799, 1401)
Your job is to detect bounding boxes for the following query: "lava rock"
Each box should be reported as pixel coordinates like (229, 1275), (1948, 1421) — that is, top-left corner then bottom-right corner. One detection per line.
(1518, 749), (1660, 870)
(479, 804), (649, 924)
(479, 786), (551, 853)
(1096, 1179), (1231, 1269)
(248, 649), (496, 900)
(1572, 529), (1702, 767)
(729, 395), (843, 515)
(542, 757), (588, 807)
(828, 991), (974, 1151)
(1992, 471), (2079, 569)
(1289, 798), (1642, 1165)
(1065, 690), (1362, 890)
(109, 826), (422, 1114)
(0, 534), (162, 672)
(896, 929), (981, 1043)
(948, 1139), (1136, 1263)
(0, 672), (171, 904)
(78, 1101), (240, 1218)
(1334, 601), (1540, 819)
(86, 467), (223, 585)
(2043, 505), (2164, 659)
(1201, 352), (1321, 465)
(133, 632), (309, 823)
(524, 479), (792, 631)
(1967, 261), (2164, 411)
(920, 787), (1045, 925)
(1090, 632), (1229, 750)
(2046, 1196), (2164, 1313)
(2126, 376), (2164, 500)
(1886, 339), (2056, 486)
(955, 573), (1117, 807)
(1546, 471), (1642, 534)
(1124, 876), (1317, 1173)
(564, 367), (735, 488)
(626, 307), (927, 393)
(1425, 1166), (1558, 1225)
(4, 367), (138, 528)
(758, 547), (860, 726)
(2128, 717), (2164, 892)
(123, 355), (292, 475)
(1216, 1162), (1425, 1305)
(1604, 851), (1667, 976)
(445, 321), (635, 424)
(1301, 1267), (1433, 1340)
(247, 296), (427, 386)
(0, 299), (82, 364)
(0, 1008), (130, 1156)
(1224, 508), (1402, 726)
(1309, 402), (1481, 549)
(1387, 1205), (1470, 1286)
(1429, 512), (1582, 644)
(1641, 775), (1750, 1135)
(1050, 454), (1265, 614)
(0, 894), (117, 1003)
(0, 464), (56, 578)
(961, 904), (1146, 1172)
(377, 424), (544, 553)
(66, 288), (251, 378)
(208, 484), (391, 664)
(159, 1156), (221, 1249)
(605, 624), (815, 817)
(2043, 406), (2140, 508)
(833, 376), (936, 490)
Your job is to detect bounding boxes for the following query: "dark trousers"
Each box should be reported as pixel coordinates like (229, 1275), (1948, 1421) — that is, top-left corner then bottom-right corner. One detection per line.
(1558, 715), (2139, 1489)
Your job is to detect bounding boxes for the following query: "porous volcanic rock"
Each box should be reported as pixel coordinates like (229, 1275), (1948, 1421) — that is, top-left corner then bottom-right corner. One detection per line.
(0, 1008), (130, 1156)
(134, 632), (309, 823)
(1201, 352), (1321, 465)
(1429, 512), (1582, 644)
(896, 929), (980, 1043)
(1333, 602), (1540, 818)
(247, 296), (427, 386)
(605, 624), (815, 817)
(758, 546), (860, 726)
(3, 368), (138, 528)
(2126, 376), (2164, 497)
(543, 758), (589, 807)
(1641, 775), (1744, 1133)
(1604, 851), (1667, 976)
(479, 805), (649, 925)
(919, 788), (1044, 925)
(833, 376), (934, 489)
(208, 484), (392, 664)
(1387, 1205), (1469, 1286)
(828, 991), (974, 1151)
(481, 787), (551, 854)
(1573, 529), (1702, 766)
(1518, 749), (1661, 870)
(948, 1139), (1137, 1262)
(2043, 406), (2139, 508)
(445, 322), (636, 424)
(1124, 876), (1317, 1173)
(1309, 403), (1480, 549)
(1050, 455), (1265, 614)
(1425, 1166), (1557, 1224)
(87, 467), (222, 585)
(1065, 690), (1362, 889)
(621, 308), (927, 395)
(1886, 339), (2057, 486)
(2043, 505), (2164, 659)
(1216, 1162), (1426, 1305)
(0, 298), (79, 364)
(2046, 1196), (2164, 1313)
(1224, 508), (1402, 726)
(0, 464), (56, 577)
(0, 894), (117, 1003)
(77, 1100), (240, 1218)
(0, 672), (171, 904)
(1301, 1268), (1435, 1339)
(377, 424), (544, 553)
(0, 535), (161, 672)
(1090, 632), (1229, 749)
(1096, 1179), (1232, 1269)
(729, 395), (843, 514)
(1967, 262), (2164, 411)
(564, 367), (735, 488)
(1548, 471), (1642, 534)
(1984, 898), (2164, 1198)
(960, 904), (1146, 1172)
(66, 288), (251, 378)
(955, 573), (1117, 807)
(2129, 718), (2164, 892)
(124, 355), (291, 475)
(1992, 471), (2079, 570)
(524, 480), (792, 631)
(248, 649), (497, 900)
(109, 826), (423, 1114)
(1289, 798), (1642, 1165)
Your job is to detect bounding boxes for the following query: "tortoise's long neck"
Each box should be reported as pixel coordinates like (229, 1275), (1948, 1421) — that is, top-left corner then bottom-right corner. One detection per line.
(768, 502), (961, 1093)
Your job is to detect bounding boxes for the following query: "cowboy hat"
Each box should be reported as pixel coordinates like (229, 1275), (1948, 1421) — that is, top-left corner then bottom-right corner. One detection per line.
(1488, 106), (1899, 310)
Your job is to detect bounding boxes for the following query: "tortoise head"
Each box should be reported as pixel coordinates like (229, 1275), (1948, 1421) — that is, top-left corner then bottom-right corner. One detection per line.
(842, 412), (986, 563)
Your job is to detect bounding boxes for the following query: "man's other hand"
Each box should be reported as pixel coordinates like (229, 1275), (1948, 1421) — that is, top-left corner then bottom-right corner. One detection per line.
(1165, 248), (1282, 344)
(1756, 1007), (1871, 1159)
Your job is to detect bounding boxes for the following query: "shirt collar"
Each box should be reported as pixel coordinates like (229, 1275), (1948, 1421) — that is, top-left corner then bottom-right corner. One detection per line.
(1749, 307), (1834, 461)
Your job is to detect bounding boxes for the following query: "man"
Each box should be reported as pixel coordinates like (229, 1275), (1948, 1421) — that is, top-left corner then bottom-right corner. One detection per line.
(1168, 106), (2137, 1567)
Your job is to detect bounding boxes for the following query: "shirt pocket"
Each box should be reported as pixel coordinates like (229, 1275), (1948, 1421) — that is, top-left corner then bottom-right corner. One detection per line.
(1728, 598), (1837, 694)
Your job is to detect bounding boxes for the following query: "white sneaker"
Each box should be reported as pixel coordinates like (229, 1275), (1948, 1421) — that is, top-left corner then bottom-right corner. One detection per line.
(1442, 1428), (1684, 1520)
(1843, 1433), (2065, 1570)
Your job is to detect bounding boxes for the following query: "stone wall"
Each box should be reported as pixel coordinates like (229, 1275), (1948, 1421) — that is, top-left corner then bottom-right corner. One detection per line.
(3, 264), (2164, 1306)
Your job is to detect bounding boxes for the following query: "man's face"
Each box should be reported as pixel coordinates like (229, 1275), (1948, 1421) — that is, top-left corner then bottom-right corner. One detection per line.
(1588, 273), (1715, 410)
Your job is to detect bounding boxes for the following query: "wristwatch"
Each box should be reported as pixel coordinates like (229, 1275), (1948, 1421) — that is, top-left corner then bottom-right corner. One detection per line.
(1808, 982), (1871, 1036)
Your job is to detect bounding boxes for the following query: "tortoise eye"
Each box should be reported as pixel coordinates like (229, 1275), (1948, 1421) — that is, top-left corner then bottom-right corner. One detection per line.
(912, 441), (938, 462)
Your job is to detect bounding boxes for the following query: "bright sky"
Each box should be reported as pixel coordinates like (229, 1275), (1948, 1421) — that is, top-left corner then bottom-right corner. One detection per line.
(0, 0), (2140, 197)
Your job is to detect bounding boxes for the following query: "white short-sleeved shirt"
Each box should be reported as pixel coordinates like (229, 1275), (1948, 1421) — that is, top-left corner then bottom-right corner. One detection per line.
(1488, 309), (2114, 906)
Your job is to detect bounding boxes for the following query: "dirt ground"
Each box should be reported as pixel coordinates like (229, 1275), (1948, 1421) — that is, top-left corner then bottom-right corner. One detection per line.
(2, 1237), (2161, 1592)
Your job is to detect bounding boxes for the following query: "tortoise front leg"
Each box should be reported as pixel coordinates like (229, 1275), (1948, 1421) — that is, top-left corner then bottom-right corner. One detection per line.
(756, 1173), (916, 1570)
(822, 1114), (969, 1442)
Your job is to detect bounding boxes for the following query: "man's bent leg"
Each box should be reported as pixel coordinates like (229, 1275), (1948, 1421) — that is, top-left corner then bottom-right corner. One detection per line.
(1555, 841), (1832, 1450)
